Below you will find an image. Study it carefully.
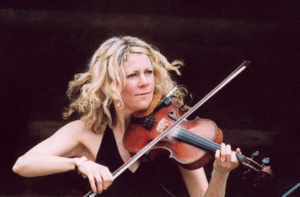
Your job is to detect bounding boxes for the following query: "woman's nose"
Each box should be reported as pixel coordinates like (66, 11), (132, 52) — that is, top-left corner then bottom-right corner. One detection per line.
(139, 74), (149, 86)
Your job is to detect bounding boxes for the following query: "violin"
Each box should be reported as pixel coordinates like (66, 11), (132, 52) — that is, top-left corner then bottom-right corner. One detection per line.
(125, 93), (223, 170)
(84, 61), (274, 197)
(125, 93), (274, 176)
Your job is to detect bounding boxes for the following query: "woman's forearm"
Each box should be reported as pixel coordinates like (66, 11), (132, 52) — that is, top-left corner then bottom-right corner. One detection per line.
(12, 152), (77, 177)
(203, 170), (229, 197)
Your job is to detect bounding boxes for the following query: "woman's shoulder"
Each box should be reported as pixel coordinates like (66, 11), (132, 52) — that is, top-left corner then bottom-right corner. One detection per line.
(54, 120), (88, 135)
(63, 119), (87, 130)
(54, 120), (103, 141)
(60, 119), (102, 133)
(64, 120), (106, 137)
(59, 120), (106, 159)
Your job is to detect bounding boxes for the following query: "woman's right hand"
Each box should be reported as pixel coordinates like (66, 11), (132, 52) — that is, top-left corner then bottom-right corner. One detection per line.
(77, 160), (114, 194)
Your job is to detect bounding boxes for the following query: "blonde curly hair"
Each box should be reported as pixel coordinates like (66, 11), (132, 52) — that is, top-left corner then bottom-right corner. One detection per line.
(63, 36), (185, 132)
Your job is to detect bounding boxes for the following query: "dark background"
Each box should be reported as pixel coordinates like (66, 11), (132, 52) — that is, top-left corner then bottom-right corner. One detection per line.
(0, 1), (299, 196)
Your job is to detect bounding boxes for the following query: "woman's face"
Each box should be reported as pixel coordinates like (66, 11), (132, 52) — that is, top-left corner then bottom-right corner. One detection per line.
(121, 53), (155, 114)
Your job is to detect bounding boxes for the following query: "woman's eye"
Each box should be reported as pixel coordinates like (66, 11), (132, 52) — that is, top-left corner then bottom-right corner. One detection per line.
(145, 70), (153, 75)
(127, 74), (137, 78)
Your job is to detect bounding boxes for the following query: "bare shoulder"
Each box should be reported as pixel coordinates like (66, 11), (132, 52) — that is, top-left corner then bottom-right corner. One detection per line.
(57, 120), (87, 133)
(48, 120), (88, 144)
(61, 120), (105, 160)
(56, 120), (99, 138)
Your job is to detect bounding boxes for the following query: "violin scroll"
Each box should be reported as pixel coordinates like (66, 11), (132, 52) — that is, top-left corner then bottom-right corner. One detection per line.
(242, 151), (274, 185)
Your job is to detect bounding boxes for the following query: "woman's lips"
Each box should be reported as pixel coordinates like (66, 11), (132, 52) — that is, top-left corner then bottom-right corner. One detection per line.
(135, 92), (152, 99)
(136, 92), (150, 96)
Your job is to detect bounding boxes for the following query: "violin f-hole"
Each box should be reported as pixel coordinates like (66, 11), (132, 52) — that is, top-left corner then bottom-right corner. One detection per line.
(168, 111), (178, 121)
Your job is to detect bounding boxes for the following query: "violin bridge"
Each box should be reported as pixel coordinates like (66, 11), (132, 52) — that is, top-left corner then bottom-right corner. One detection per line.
(156, 118), (172, 133)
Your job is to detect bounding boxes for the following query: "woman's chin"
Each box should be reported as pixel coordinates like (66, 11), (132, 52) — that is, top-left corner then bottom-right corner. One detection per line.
(132, 103), (152, 117)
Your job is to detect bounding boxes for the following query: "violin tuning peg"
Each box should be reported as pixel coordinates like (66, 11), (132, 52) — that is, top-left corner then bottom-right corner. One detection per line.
(262, 157), (270, 167)
(262, 157), (269, 164)
(251, 151), (259, 159)
(143, 117), (156, 129)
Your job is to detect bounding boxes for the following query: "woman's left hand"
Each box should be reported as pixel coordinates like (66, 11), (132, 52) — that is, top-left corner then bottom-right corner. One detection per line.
(213, 143), (241, 175)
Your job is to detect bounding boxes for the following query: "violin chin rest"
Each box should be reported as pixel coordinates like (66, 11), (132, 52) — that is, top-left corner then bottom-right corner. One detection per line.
(133, 94), (162, 118)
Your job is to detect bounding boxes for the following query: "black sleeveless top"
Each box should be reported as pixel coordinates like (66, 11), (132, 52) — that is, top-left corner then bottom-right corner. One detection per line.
(95, 126), (186, 197)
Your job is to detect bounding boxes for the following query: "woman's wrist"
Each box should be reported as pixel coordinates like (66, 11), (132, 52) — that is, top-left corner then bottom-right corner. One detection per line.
(212, 170), (229, 180)
(74, 156), (88, 178)
(74, 156), (88, 170)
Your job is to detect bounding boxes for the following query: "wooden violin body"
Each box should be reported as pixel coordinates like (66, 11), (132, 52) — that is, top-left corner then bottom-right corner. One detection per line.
(124, 103), (223, 170)
(124, 96), (274, 180)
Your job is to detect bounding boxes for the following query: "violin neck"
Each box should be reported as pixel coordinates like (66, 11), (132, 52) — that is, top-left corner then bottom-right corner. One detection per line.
(172, 127), (245, 162)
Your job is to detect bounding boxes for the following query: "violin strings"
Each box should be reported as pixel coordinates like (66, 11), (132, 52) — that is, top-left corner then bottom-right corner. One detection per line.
(172, 127), (251, 165)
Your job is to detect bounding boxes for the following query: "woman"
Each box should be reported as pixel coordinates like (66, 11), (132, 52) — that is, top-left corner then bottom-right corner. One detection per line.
(13, 36), (240, 196)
